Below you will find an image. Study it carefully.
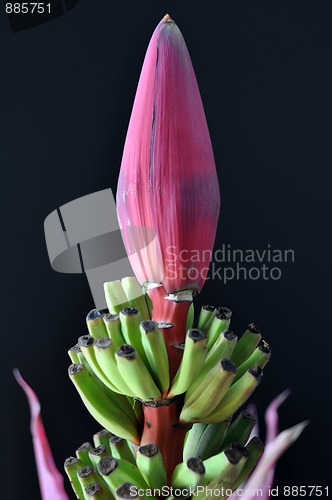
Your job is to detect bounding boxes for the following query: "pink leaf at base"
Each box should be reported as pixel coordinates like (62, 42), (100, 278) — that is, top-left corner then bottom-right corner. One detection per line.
(229, 391), (308, 499)
(14, 369), (68, 500)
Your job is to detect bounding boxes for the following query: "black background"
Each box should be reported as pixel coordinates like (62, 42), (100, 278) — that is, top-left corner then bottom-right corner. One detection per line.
(1, 1), (332, 498)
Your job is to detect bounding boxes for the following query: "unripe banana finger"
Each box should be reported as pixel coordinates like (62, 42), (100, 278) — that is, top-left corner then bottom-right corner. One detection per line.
(103, 314), (125, 350)
(87, 310), (108, 340)
(168, 329), (207, 397)
(116, 345), (161, 401)
(68, 364), (140, 444)
(203, 367), (263, 423)
(121, 277), (150, 321)
(94, 337), (136, 397)
(171, 458), (205, 489)
(180, 359), (236, 422)
(136, 444), (167, 490)
(140, 321), (169, 395)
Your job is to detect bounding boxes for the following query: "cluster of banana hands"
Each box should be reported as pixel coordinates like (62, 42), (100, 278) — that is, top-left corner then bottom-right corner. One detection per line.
(66, 277), (271, 499)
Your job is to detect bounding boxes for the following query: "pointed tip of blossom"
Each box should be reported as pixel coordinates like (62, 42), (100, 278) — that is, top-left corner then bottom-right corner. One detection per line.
(14, 368), (41, 421)
(162, 13), (173, 23)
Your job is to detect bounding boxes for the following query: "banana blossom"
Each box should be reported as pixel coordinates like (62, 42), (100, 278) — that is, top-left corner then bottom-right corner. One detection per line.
(15, 370), (306, 500)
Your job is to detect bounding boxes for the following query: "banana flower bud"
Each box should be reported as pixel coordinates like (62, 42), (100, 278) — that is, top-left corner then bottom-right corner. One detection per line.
(117, 15), (220, 293)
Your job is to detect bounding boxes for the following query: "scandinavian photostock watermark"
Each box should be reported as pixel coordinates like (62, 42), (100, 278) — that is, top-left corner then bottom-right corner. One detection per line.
(165, 244), (295, 284)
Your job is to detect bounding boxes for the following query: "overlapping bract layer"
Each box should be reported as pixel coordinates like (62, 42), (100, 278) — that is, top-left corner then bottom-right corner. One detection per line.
(117, 15), (220, 293)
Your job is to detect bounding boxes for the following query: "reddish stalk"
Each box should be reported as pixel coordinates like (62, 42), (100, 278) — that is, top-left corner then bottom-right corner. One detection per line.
(148, 286), (191, 380)
(140, 399), (189, 483)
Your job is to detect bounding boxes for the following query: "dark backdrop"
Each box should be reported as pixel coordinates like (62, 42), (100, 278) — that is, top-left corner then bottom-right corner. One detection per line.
(1, 1), (331, 498)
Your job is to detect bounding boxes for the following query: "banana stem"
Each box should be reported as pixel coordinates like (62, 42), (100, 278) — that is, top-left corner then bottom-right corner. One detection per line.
(148, 286), (191, 379)
(140, 399), (189, 484)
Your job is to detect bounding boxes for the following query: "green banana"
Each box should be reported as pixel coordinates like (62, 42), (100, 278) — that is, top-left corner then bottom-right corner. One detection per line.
(231, 323), (262, 366)
(68, 364), (140, 444)
(78, 335), (119, 393)
(171, 458), (205, 489)
(168, 329), (207, 397)
(230, 437), (264, 492)
(115, 483), (139, 499)
(78, 337), (138, 421)
(204, 331), (237, 374)
(183, 423), (207, 462)
(93, 430), (112, 455)
(103, 314), (125, 350)
(184, 420), (232, 462)
(140, 321), (169, 396)
(115, 345), (161, 400)
(76, 442), (93, 467)
(89, 445), (109, 470)
(186, 303), (195, 330)
(128, 397), (144, 425)
(145, 292), (153, 318)
(197, 305), (216, 331)
(64, 457), (84, 499)
(206, 313), (230, 350)
(202, 367), (263, 423)
(216, 306), (232, 320)
(203, 447), (246, 485)
(97, 457), (148, 494)
(77, 465), (100, 491)
(87, 309), (108, 340)
(93, 337), (136, 397)
(84, 482), (112, 499)
(109, 434), (135, 464)
(136, 444), (167, 490)
(119, 308), (148, 365)
(222, 410), (256, 448)
(104, 281), (129, 314)
(180, 359), (237, 422)
(121, 277), (150, 321)
(233, 341), (271, 382)
(68, 344), (83, 364)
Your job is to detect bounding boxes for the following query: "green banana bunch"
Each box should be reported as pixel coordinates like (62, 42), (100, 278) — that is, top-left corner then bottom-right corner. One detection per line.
(66, 278), (272, 500)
